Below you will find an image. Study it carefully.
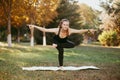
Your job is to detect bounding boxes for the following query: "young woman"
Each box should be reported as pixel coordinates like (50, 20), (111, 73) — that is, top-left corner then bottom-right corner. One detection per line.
(28, 19), (94, 68)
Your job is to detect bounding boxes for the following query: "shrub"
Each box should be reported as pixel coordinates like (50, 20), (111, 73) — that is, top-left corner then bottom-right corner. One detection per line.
(98, 30), (119, 46)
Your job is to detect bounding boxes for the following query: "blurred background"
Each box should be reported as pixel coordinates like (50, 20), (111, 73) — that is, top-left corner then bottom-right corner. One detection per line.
(0, 0), (120, 47)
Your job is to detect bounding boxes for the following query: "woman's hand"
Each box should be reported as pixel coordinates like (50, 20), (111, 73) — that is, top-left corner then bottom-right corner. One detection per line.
(52, 43), (57, 48)
(29, 26), (34, 30)
(27, 24), (34, 29)
(27, 24), (46, 32)
(27, 24), (34, 27)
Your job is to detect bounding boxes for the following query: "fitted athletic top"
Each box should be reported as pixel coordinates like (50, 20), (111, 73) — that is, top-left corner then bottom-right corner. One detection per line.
(53, 28), (68, 43)
(53, 35), (68, 43)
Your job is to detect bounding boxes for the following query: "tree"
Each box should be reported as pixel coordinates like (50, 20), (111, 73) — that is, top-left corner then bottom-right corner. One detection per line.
(11, 1), (29, 43)
(99, 0), (120, 46)
(12, 15), (28, 43)
(24, 0), (59, 46)
(0, 0), (28, 46)
(0, 0), (13, 47)
(79, 3), (99, 28)
(0, 0), (59, 46)
(36, 0), (59, 46)
(23, 0), (40, 46)
(32, 0), (60, 46)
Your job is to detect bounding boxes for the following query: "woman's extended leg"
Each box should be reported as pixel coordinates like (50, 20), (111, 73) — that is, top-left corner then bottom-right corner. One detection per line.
(61, 40), (75, 48)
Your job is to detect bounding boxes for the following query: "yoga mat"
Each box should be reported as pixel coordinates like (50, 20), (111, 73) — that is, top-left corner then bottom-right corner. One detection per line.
(22, 66), (99, 71)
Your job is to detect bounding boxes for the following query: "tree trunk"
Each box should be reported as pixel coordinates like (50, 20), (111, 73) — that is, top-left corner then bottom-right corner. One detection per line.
(7, 10), (12, 47)
(7, 33), (12, 47)
(43, 26), (46, 46)
(31, 36), (34, 46)
(30, 27), (34, 46)
(7, 0), (12, 47)
(43, 32), (46, 46)
(17, 29), (20, 43)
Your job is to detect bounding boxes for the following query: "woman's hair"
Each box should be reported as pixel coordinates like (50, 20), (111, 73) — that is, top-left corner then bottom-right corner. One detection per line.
(58, 19), (69, 36)
(58, 19), (69, 28)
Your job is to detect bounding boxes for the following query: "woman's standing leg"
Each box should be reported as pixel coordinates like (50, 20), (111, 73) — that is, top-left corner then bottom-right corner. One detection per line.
(56, 46), (64, 66)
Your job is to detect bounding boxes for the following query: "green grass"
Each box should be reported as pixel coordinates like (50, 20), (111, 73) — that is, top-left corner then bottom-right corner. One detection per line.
(0, 42), (120, 80)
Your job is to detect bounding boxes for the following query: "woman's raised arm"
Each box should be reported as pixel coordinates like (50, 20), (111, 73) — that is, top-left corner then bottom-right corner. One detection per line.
(28, 24), (58, 33)
(70, 28), (96, 34)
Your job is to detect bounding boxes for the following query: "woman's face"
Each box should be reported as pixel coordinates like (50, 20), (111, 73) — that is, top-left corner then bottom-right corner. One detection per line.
(61, 21), (69, 30)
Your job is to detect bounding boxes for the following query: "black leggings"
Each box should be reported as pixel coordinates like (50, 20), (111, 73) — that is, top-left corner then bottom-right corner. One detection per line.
(56, 40), (75, 66)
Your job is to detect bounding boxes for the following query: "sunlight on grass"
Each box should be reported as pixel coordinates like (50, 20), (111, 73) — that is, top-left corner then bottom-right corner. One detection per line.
(64, 49), (80, 56)
(81, 42), (120, 49)
(64, 50), (90, 60)
(0, 57), (5, 61)
(0, 42), (8, 46)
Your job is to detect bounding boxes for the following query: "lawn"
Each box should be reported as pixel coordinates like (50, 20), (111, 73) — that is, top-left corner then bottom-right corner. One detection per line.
(0, 42), (120, 80)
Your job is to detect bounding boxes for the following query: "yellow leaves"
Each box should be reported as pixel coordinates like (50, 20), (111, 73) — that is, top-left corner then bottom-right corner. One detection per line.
(25, 0), (60, 26)
(0, 0), (60, 27)
(23, 16), (29, 22)
(11, 15), (29, 27)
